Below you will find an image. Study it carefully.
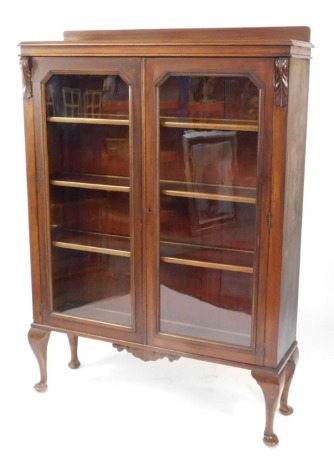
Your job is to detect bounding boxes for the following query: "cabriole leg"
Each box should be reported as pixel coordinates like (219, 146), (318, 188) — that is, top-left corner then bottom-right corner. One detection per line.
(28, 326), (50, 392)
(251, 370), (285, 446)
(67, 334), (80, 369)
(280, 347), (299, 415)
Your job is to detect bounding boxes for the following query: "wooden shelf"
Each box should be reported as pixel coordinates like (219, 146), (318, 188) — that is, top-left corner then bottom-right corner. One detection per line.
(50, 175), (255, 202)
(51, 229), (131, 257)
(160, 117), (258, 132)
(160, 241), (254, 273)
(48, 116), (129, 126)
(50, 174), (130, 192)
(51, 228), (253, 272)
(161, 180), (256, 204)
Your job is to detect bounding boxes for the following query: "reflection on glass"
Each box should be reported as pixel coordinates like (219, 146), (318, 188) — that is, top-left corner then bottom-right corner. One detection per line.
(160, 76), (259, 121)
(183, 130), (237, 231)
(46, 74), (132, 327)
(159, 75), (259, 346)
(46, 74), (129, 119)
(160, 264), (252, 347)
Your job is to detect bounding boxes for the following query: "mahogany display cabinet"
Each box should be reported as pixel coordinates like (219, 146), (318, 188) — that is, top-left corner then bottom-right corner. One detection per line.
(20, 27), (312, 446)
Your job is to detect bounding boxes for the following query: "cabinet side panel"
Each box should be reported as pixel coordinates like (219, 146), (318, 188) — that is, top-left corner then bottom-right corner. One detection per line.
(277, 58), (310, 361)
(22, 94), (42, 323)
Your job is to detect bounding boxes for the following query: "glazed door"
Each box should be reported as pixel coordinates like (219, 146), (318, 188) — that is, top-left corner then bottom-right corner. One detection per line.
(145, 58), (273, 363)
(32, 57), (144, 341)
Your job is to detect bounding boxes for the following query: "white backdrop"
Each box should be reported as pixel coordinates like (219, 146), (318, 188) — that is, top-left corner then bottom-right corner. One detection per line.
(0, 2), (332, 469)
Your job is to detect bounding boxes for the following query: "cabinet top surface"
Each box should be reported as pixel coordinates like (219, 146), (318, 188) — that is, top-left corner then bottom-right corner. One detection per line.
(19, 27), (312, 57)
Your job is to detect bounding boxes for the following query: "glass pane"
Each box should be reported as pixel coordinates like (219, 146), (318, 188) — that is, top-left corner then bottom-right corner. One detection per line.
(159, 75), (259, 347)
(52, 249), (131, 327)
(160, 264), (252, 347)
(46, 74), (128, 119)
(46, 74), (132, 328)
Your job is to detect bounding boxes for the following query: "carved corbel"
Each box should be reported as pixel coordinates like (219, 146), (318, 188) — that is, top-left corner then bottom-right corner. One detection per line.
(20, 57), (32, 99)
(274, 57), (289, 107)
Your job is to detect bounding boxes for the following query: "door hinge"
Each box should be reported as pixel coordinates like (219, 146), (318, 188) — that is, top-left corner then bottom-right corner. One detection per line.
(267, 211), (272, 229)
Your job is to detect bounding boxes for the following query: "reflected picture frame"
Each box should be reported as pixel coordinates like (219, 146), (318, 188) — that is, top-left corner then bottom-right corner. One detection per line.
(182, 130), (237, 233)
